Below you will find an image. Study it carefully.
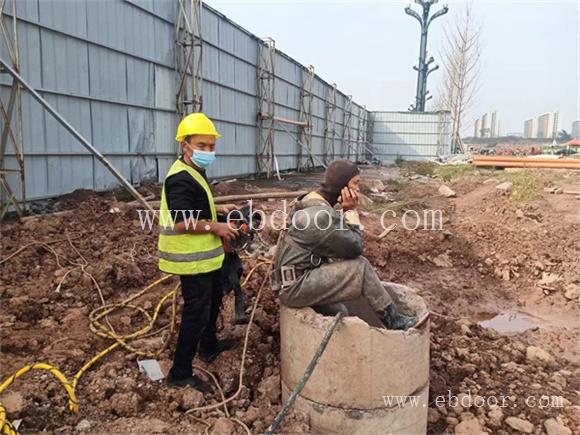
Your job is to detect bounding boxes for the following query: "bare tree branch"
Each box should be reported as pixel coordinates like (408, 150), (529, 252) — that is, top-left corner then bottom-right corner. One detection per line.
(435, 2), (482, 153)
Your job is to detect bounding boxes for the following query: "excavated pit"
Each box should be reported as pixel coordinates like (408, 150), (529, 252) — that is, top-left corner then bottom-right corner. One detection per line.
(280, 282), (430, 435)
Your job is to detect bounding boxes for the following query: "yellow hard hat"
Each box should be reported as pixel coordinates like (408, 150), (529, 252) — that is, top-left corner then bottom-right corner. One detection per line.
(175, 112), (221, 142)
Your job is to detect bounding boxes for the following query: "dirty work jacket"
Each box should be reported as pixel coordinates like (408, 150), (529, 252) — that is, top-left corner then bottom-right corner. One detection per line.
(158, 159), (224, 275)
(273, 191), (363, 290)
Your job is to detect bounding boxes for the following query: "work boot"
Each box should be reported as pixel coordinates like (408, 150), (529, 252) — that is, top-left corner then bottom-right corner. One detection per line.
(378, 304), (417, 331)
(166, 374), (212, 394)
(198, 339), (236, 364)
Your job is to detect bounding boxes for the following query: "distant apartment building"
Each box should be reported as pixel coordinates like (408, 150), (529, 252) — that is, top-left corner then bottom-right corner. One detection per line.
(524, 118), (538, 138)
(523, 111), (560, 139)
(474, 118), (481, 138)
(474, 111), (500, 138)
(572, 120), (580, 139)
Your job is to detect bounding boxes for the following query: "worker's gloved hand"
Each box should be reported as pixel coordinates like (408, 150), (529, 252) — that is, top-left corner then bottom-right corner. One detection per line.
(217, 203), (239, 214)
(210, 222), (238, 240)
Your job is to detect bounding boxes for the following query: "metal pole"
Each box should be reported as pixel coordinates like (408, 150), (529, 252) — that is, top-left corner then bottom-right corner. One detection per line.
(405, 0), (448, 112)
(416, 5), (429, 111)
(265, 312), (344, 435)
(0, 57), (155, 213)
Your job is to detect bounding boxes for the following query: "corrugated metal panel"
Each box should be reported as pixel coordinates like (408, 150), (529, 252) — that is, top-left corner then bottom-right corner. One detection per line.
(153, 0), (178, 22)
(95, 156), (131, 190)
(153, 18), (174, 65)
(203, 7), (220, 47)
(219, 87), (236, 123)
(14, 22), (42, 87)
(14, 0), (39, 22)
(90, 101), (129, 153)
(21, 92), (46, 152)
(154, 65), (174, 110)
(88, 45), (126, 101)
(233, 59), (256, 95)
(218, 50), (235, 88)
(24, 156), (49, 199)
(233, 30), (257, 64)
(153, 112), (177, 154)
(43, 94), (92, 152)
(371, 111), (452, 161)
(234, 92), (256, 126)
(128, 107), (157, 182)
(127, 58), (154, 106)
(38, 0), (87, 38)
(218, 19), (235, 54)
(203, 44), (220, 82)
(47, 155), (94, 195)
(85, 0), (124, 51)
(41, 29), (89, 94)
(5, 0), (371, 203)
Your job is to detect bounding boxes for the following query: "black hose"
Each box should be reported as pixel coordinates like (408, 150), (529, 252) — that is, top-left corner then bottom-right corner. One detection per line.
(265, 311), (344, 435)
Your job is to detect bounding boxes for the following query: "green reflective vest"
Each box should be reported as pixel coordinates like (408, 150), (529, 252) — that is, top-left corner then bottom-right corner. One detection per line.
(158, 159), (224, 275)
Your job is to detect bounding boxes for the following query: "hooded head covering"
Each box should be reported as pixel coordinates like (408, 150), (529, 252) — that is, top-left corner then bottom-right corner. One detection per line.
(316, 159), (360, 206)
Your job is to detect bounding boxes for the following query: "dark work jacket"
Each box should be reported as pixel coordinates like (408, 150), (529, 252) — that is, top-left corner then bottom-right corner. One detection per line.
(273, 191), (363, 284)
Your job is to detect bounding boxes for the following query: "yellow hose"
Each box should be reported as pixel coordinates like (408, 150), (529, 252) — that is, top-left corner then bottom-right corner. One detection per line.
(0, 275), (176, 434)
(0, 259), (272, 434)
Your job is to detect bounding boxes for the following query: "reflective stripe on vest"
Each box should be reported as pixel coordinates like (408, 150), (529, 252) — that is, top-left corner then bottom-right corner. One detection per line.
(158, 245), (224, 262)
(157, 159), (224, 275)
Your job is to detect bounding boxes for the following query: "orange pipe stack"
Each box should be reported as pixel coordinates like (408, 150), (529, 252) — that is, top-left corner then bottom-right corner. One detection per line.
(473, 156), (580, 170)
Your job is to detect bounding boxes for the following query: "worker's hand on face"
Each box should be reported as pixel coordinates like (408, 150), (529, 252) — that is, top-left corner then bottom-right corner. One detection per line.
(211, 222), (238, 240)
(338, 186), (359, 211)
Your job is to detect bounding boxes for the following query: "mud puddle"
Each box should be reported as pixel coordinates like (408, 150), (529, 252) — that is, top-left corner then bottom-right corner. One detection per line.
(475, 311), (547, 335)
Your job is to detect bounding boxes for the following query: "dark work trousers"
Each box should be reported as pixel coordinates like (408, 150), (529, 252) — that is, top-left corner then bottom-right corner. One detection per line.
(169, 269), (223, 380)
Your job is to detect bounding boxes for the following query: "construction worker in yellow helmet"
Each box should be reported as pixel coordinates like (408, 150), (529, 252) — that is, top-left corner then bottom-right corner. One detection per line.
(158, 112), (238, 392)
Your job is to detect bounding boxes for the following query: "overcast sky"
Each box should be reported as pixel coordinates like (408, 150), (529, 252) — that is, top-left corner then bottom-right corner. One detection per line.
(205, 0), (580, 135)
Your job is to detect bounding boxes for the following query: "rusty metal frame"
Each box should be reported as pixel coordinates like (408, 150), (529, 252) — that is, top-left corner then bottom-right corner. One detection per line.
(0, 0), (25, 219)
(297, 65), (315, 171)
(256, 37), (278, 179)
(323, 83), (337, 164)
(175, 0), (203, 122)
(341, 95), (353, 159)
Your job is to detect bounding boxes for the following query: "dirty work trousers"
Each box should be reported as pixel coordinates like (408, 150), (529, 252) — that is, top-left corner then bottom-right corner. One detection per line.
(170, 270), (223, 380)
(279, 256), (392, 313)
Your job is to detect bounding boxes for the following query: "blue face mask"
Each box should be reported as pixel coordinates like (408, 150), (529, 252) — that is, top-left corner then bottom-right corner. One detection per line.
(191, 150), (216, 168)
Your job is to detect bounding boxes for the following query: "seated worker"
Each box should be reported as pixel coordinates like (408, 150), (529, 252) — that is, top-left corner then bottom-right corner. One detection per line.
(158, 113), (239, 391)
(273, 159), (416, 330)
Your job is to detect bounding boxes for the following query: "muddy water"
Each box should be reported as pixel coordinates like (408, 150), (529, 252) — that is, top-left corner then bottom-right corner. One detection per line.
(476, 312), (546, 335)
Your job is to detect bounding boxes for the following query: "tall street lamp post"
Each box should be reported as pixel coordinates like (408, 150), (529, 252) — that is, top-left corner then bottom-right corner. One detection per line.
(405, 0), (448, 112)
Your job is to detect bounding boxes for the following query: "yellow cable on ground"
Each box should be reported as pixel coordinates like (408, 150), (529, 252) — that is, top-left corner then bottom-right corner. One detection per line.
(0, 275), (176, 434)
(0, 257), (271, 434)
(0, 363), (78, 435)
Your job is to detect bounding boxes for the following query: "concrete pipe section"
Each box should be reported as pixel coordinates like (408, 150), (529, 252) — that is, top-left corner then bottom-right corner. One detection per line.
(280, 282), (430, 435)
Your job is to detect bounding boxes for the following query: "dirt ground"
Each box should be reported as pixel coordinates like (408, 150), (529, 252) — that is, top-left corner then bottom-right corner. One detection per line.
(1, 163), (579, 434)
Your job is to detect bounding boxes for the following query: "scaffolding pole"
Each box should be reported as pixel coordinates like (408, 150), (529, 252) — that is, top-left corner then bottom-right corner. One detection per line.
(356, 106), (369, 162)
(256, 37), (278, 179)
(297, 65), (315, 172)
(0, 0), (25, 219)
(175, 0), (203, 122)
(323, 83), (337, 164)
(341, 95), (353, 159)
(366, 110), (375, 162)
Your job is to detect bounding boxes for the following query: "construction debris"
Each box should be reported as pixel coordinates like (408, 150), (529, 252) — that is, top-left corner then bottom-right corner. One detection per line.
(137, 360), (165, 381)
(436, 153), (472, 165)
(438, 185), (456, 198)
